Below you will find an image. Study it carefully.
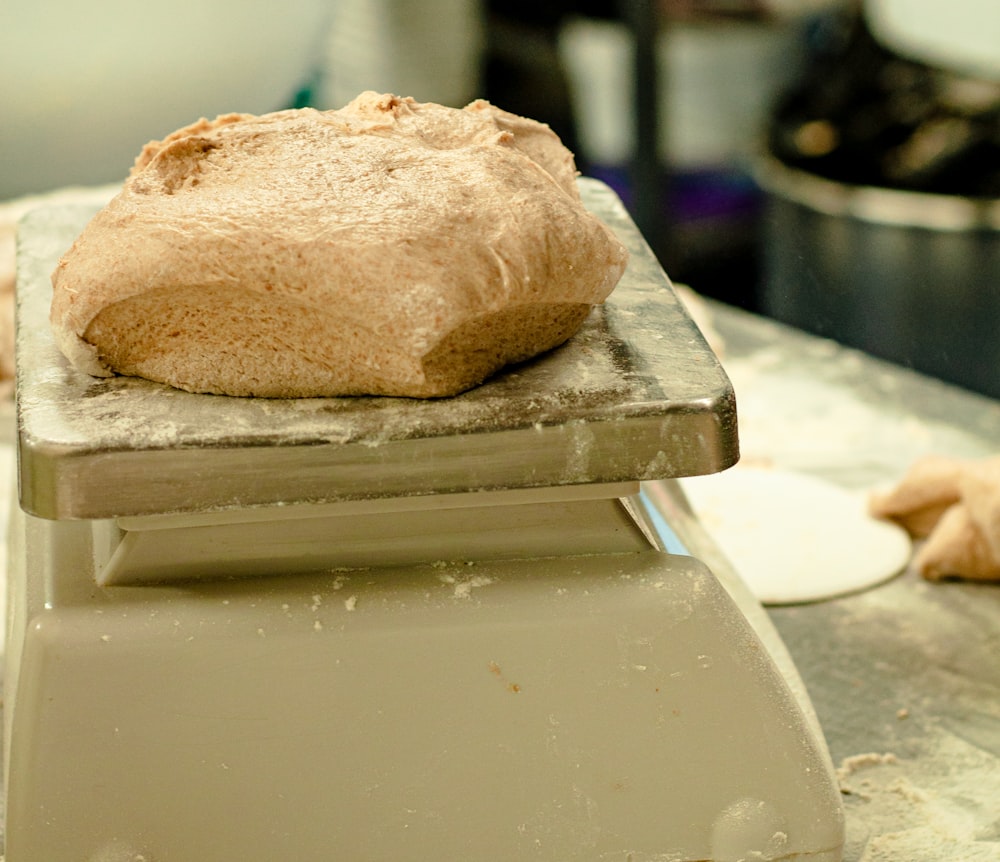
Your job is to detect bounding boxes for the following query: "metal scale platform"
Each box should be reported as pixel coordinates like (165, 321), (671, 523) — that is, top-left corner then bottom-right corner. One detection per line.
(7, 181), (844, 861)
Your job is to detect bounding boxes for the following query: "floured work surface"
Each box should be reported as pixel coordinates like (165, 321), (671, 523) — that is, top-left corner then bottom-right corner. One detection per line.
(707, 304), (1000, 862)
(15, 179), (737, 520)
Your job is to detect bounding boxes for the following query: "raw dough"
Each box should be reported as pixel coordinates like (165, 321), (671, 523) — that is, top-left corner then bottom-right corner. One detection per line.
(0, 185), (117, 398)
(49, 93), (628, 398)
(871, 454), (1000, 581)
(868, 453), (966, 538)
(680, 465), (911, 604)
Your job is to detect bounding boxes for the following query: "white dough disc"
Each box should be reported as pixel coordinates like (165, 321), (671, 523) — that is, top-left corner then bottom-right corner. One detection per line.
(679, 465), (912, 605)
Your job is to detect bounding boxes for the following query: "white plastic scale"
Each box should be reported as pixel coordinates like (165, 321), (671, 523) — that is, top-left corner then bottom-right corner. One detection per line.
(7, 181), (844, 861)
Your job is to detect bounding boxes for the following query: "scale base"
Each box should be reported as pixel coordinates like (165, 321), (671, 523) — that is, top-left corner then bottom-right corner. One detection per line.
(7, 186), (840, 859)
(4, 495), (843, 862)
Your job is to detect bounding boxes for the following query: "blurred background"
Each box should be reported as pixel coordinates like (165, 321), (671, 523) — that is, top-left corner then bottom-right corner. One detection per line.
(2, 0), (999, 397)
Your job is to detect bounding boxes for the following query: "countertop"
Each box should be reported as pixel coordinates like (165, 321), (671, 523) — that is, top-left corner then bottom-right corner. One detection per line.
(705, 303), (1000, 862)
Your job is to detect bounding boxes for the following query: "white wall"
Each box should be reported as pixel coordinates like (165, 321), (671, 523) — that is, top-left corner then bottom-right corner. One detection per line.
(0, 0), (333, 198)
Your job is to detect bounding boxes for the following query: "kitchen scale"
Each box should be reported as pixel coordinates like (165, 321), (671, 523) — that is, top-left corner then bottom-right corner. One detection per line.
(7, 180), (844, 861)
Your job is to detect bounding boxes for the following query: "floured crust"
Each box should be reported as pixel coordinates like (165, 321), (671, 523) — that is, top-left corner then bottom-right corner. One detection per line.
(50, 92), (628, 397)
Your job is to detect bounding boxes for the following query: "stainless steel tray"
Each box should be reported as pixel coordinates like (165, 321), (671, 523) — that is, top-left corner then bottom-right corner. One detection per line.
(15, 179), (738, 520)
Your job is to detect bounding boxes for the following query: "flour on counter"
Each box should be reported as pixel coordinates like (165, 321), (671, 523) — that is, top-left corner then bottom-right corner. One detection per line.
(837, 732), (1000, 861)
(723, 351), (998, 492)
(451, 575), (496, 600)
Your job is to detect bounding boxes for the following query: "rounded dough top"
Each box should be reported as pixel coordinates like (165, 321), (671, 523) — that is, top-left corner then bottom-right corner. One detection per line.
(50, 92), (628, 398)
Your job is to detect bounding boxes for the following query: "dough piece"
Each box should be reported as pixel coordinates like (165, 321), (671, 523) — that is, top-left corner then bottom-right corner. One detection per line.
(870, 454), (1000, 581)
(50, 92), (628, 398)
(957, 457), (1000, 563)
(914, 501), (1000, 581)
(680, 466), (911, 605)
(868, 454), (967, 538)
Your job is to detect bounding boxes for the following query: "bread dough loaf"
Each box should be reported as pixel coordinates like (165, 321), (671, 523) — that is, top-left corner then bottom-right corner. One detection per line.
(868, 454), (966, 538)
(50, 92), (628, 398)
